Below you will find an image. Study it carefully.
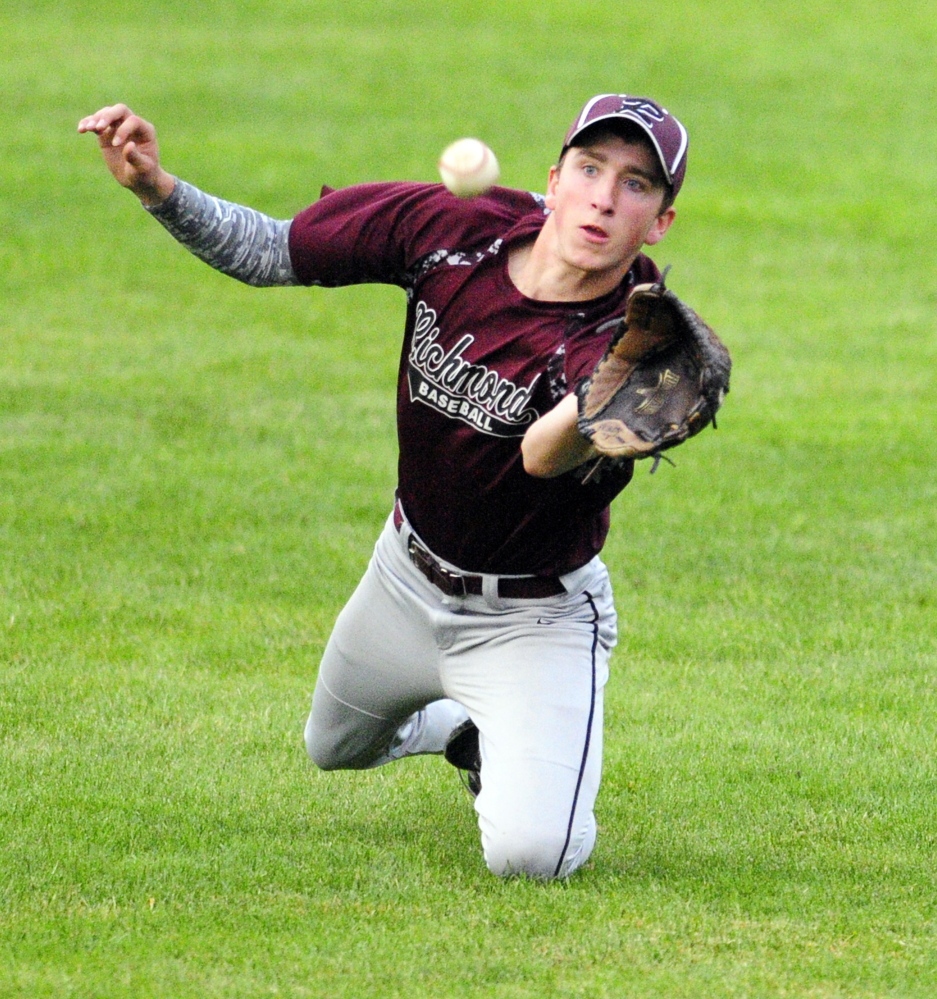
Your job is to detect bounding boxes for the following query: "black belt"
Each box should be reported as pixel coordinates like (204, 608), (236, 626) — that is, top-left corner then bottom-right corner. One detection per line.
(393, 503), (565, 599)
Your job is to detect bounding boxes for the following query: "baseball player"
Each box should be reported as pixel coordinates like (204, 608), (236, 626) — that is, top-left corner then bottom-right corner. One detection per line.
(79, 94), (689, 879)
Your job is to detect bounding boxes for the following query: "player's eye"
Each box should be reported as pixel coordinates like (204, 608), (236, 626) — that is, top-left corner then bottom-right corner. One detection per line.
(582, 163), (599, 177)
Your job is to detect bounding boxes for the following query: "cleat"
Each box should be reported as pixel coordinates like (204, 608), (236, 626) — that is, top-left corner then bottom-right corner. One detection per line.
(444, 719), (481, 797)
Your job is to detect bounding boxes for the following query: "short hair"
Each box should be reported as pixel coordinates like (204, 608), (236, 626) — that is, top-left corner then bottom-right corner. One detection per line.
(557, 120), (675, 214)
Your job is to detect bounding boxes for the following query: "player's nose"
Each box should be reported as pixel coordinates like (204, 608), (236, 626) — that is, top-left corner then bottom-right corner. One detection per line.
(590, 180), (616, 214)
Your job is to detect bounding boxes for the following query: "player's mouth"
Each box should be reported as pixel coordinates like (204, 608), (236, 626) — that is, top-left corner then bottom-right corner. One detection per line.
(580, 224), (609, 243)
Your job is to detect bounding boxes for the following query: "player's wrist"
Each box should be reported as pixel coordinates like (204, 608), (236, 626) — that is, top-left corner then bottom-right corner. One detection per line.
(135, 170), (176, 208)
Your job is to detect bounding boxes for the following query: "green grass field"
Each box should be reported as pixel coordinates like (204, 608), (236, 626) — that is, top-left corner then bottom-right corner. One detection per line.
(2, 1), (936, 995)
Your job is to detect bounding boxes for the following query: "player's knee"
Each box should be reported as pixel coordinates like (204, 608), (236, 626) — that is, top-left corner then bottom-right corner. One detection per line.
(304, 727), (341, 770)
(304, 716), (368, 771)
(482, 820), (596, 880)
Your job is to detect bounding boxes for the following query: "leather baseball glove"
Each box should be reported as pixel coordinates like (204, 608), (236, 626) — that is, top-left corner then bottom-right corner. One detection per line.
(576, 270), (731, 466)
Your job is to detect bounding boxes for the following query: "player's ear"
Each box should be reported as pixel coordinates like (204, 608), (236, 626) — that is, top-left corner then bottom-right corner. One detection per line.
(544, 165), (560, 210)
(643, 205), (676, 247)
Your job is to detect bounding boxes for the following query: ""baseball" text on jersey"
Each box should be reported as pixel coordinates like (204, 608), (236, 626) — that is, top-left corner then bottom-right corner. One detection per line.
(407, 301), (540, 437)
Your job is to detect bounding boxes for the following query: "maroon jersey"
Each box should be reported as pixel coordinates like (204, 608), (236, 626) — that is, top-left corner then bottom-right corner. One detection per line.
(289, 182), (660, 575)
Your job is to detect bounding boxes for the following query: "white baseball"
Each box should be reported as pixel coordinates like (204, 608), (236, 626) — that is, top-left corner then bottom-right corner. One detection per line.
(438, 138), (500, 198)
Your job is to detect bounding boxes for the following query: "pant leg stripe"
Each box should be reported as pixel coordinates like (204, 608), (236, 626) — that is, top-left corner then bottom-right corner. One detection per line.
(553, 591), (600, 878)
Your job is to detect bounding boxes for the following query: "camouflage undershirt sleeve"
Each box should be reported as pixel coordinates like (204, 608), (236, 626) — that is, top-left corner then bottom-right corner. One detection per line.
(146, 179), (297, 287)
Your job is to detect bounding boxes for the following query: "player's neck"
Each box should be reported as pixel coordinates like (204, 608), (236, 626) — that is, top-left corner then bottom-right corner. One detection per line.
(508, 229), (631, 303)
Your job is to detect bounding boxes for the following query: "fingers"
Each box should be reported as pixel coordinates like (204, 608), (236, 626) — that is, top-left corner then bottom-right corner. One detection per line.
(113, 113), (155, 149)
(122, 141), (150, 170)
(78, 104), (155, 151)
(77, 103), (133, 135)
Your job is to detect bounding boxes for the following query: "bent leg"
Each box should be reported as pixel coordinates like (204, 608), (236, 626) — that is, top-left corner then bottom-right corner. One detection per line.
(305, 520), (465, 770)
(478, 683), (604, 879)
(443, 571), (616, 879)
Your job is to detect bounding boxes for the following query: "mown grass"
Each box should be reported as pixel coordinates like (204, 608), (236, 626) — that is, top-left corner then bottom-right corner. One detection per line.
(1, 0), (935, 996)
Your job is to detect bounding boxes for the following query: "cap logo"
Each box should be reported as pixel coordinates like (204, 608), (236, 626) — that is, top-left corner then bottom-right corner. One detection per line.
(619, 97), (665, 127)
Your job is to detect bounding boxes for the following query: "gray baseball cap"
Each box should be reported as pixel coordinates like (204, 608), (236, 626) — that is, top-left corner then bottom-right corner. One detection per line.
(562, 94), (689, 197)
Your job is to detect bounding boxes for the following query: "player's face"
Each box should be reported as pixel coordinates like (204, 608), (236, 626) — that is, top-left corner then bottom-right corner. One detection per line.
(544, 136), (675, 289)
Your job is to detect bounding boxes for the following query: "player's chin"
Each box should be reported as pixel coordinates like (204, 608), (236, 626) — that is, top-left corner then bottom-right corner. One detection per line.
(566, 240), (608, 266)
(573, 235), (634, 267)
(573, 248), (633, 279)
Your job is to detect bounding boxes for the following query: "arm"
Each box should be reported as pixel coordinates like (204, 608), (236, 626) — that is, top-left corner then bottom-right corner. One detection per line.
(523, 391), (650, 478)
(521, 394), (596, 478)
(78, 104), (296, 287)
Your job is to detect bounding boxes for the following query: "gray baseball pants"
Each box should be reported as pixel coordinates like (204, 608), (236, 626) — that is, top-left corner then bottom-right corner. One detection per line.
(304, 510), (617, 879)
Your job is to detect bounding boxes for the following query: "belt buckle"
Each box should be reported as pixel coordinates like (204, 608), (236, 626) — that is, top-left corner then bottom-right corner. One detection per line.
(436, 563), (468, 597)
(408, 537), (467, 597)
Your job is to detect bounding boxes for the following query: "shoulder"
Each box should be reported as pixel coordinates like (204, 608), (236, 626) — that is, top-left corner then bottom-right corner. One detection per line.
(289, 182), (546, 286)
(298, 181), (543, 241)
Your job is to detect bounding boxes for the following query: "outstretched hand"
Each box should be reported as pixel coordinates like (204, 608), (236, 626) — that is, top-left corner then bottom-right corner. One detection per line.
(77, 104), (175, 206)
